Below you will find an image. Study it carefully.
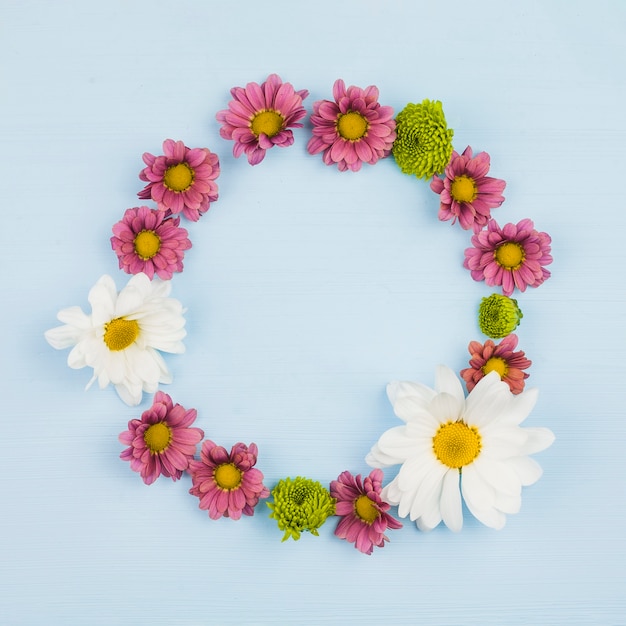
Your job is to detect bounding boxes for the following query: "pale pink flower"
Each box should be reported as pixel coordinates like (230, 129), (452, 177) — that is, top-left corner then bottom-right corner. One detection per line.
(216, 73), (309, 165)
(330, 469), (402, 555)
(307, 79), (396, 172)
(464, 218), (553, 296)
(111, 206), (191, 280)
(461, 334), (531, 395)
(119, 391), (203, 485)
(188, 441), (269, 520)
(430, 146), (506, 232)
(138, 139), (220, 221)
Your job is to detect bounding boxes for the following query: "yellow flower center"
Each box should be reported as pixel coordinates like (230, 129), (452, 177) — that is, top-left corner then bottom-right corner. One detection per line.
(163, 163), (194, 192)
(482, 356), (509, 378)
(143, 422), (172, 453)
(354, 494), (379, 524)
(495, 242), (525, 269)
(214, 463), (243, 490)
(103, 317), (139, 351)
(336, 111), (369, 141)
(450, 175), (478, 203)
(432, 421), (482, 469)
(250, 110), (284, 137)
(133, 230), (161, 260)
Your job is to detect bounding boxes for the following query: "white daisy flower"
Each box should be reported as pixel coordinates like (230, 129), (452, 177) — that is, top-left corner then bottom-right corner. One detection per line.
(366, 365), (554, 532)
(45, 273), (186, 406)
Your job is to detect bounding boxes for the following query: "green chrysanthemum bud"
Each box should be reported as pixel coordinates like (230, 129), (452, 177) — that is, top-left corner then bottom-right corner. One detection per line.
(478, 293), (523, 338)
(392, 99), (454, 179)
(267, 476), (336, 542)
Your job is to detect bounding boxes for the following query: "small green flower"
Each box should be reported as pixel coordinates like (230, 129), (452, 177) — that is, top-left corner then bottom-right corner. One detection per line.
(268, 476), (336, 542)
(478, 293), (523, 338)
(392, 99), (454, 179)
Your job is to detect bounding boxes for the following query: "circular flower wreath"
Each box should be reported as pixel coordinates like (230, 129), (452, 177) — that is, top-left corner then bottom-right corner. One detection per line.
(45, 74), (555, 555)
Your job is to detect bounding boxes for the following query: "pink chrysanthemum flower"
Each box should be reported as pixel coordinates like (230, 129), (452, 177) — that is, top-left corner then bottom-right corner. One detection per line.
(307, 79), (396, 172)
(330, 469), (402, 555)
(111, 206), (192, 280)
(430, 146), (506, 232)
(464, 218), (553, 296)
(460, 334), (532, 395)
(188, 441), (269, 520)
(138, 139), (220, 221)
(119, 391), (204, 485)
(216, 74), (309, 166)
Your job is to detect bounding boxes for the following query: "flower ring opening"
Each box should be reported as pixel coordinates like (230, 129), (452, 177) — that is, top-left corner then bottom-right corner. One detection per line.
(103, 317), (139, 351)
(432, 421), (482, 469)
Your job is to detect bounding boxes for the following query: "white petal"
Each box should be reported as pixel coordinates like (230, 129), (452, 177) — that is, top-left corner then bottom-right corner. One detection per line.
(473, 457), (522, 497)
(391, 395), (440, 426)
(434, 365), (465, 405)
(507, 456), (543, 486)
(503, 387), (539, 426)
(428, 392), (462, 423)
(408, 463), (447, 521)
(494, 491), (521, 514)
(377, 426), (422, 461)
(397, 453), (434, 491)
(56, 305), (92, 329)
(440, 469), (463, 532)
(481, 426), (528, 459)
(366, 445), (402, 468)
(88, 275), (117, 325)
(387, 380), (436, 405)
(115, 380), (143, 406)
(521, 427), (555, 455)
(463, 374), (512, 428)
(461, 464), (495, 512)
(45, 325), (82, 350)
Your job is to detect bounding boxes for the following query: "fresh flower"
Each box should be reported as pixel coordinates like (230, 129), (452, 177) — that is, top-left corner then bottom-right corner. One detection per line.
(188, 441), (269, 520)
(430, 146), (506, 232)
(138, 139), (220, 221)
(330, 469), (402, 554)
(478, 293), (523, 338)
(392, 99), (454, 179)
(461, 334), (531, 394)
(119, 391), (203, 485)
(464, 218), (553, 296)
(367, 366), (554, 531)
(216, 73), (309, 165)
(307, 79), (396, 172)
(111, 206), (192, 280)
(268, 476), (336, 541)
(44, 273), (186, 406)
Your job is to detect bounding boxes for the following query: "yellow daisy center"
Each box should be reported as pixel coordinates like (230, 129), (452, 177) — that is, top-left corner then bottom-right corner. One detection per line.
(354, 494), (379, 524)
(336, 111), (369, 141)
(495, 242), (525, 269)
(432, 421), (482, 469)
(103, 317), (139, 351)
(482, 356), (509, 378)
(450, 175), (478, 203)
(143, 422), (172, 453)
(163, 163), (194, 192)
(214, 463), (243, 490)
(133, 230), (161, 260)
(251, 110), (284, 138)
